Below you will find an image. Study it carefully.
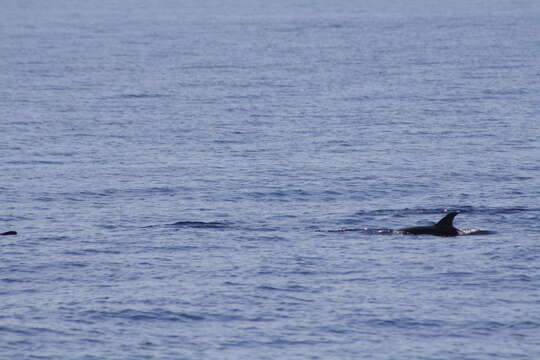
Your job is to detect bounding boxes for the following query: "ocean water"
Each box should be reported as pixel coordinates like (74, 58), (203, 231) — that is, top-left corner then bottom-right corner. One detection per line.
(1, 1), (540, 359)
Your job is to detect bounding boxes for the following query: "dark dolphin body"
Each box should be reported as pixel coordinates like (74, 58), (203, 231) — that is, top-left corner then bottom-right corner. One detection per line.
(1, 231), (17, 236)
(397, 211), (460, 237)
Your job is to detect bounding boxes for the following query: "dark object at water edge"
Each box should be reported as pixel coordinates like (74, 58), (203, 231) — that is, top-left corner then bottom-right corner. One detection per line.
(398, 212), (459, 237)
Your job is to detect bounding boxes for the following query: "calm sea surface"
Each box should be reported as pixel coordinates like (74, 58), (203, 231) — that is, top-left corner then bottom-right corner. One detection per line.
(1, 1), (540, 359)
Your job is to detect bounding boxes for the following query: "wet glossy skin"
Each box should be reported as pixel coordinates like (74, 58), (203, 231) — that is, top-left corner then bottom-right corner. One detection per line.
(398, 212), (460, 237)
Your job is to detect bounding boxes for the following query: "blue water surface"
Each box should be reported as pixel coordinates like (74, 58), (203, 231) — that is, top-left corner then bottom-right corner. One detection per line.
(1, 1), (540, 359)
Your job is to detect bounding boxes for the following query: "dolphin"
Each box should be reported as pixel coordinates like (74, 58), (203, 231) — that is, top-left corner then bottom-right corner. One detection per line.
(315, 211), (491, 236)
(1, 231), (17, 236)
(398, 211), (460, 237)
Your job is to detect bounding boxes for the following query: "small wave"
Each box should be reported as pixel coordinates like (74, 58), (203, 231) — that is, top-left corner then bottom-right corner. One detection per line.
(63, 249), (122, 256)
(366, 318), (446, 329)
(6, 160), (64, 165)
(0, 325), (67, 336)
(437, 272), (474, 277)
(246, 189), (311, 202)
(0, 325), (33, 336)
(167, 221), (231, 229)
(256, 284), (312, 293)
(82, 309), (204, 322)
(508, 321), (540, 330)
(0, 215), (32, 222)
(36, 236), (71, 242)
(1, 278), (28, 283)
(102, 187), (178, 196)
(118, 93), (169, 99)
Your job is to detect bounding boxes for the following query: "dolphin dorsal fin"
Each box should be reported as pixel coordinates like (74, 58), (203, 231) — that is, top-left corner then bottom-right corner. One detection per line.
(435, 211), (458, 229)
